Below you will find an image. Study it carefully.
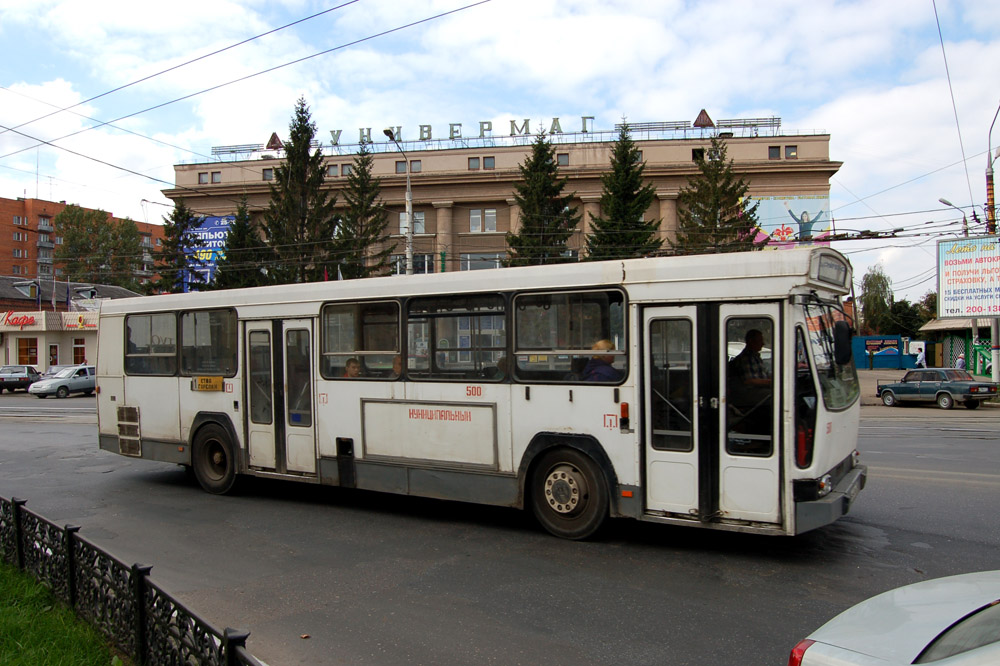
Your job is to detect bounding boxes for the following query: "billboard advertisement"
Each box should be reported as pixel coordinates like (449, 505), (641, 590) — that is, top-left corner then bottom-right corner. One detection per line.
(937, 236), (1000, 318)
(185, 215), (233, 292)
(752, 195), (832, 248)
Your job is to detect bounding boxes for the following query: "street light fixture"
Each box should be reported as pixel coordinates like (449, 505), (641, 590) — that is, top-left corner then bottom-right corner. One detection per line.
(939, 198), (969, 237)
(383, 128), (413, 276)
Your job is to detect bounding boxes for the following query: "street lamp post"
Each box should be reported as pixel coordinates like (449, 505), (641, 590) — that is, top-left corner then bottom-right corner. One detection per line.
(383, 129), (413, 276)
(939, 198), (969, 237)
(986, 100), (999, 235)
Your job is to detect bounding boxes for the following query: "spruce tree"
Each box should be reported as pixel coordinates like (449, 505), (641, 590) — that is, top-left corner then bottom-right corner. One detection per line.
(261, 97), (339, 283)
(585, 122), (661, 260)
(668, 136), (763, 255)
(148, 200), (205, 294)
(336, 141), (394, 279)
(212, 197), (272, 289)
(506, 132), (581, 266)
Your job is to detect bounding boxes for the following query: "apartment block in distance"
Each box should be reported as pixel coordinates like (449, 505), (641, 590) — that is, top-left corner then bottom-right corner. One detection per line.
(0, 196), (166, 292)
(164, 111), (842, 273)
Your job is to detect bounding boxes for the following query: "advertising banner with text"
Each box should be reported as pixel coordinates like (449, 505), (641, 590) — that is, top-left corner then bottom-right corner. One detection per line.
(937, 236), (1000, 318)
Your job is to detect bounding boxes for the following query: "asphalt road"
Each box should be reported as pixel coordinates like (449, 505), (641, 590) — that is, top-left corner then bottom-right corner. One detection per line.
(0, 394), (998, 666)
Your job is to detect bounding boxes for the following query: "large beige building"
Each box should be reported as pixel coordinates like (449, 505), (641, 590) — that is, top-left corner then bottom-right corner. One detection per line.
(164, 114), (841, 273)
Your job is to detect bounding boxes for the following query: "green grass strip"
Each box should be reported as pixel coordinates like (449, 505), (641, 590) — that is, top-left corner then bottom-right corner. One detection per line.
(0, 560), (127, 666)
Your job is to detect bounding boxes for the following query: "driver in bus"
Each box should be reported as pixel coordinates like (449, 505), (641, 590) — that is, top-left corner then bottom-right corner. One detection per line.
(728, 329), (772, 433)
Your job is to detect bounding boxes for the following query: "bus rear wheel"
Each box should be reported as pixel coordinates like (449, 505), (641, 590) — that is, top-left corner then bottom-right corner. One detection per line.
(192, 424), (237, 494)
(530, 448), (608, 540)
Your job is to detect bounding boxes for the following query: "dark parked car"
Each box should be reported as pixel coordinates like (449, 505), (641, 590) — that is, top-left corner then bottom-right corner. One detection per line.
(0, 365), (41, 392)
(877, 368), (997, 410)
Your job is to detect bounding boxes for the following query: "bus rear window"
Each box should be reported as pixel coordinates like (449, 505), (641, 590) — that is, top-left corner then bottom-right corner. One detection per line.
(180, 309), (237, 377)
(125, 313), (177, 376)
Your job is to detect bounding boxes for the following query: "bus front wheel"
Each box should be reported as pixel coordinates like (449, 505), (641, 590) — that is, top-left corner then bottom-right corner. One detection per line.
(192, 424), (237, 494)
(530, 448), (608, 540)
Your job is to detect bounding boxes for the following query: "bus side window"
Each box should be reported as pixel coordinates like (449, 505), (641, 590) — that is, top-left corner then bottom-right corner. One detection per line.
(406, 295), (506, 381)
(320, 301), (400, 380)
(512, 290), (626, 383)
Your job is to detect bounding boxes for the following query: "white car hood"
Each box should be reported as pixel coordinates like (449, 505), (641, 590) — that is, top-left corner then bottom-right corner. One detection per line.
(808, 571), (1000, 663)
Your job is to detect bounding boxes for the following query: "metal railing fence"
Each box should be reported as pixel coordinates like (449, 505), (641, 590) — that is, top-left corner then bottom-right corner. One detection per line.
(0, 495), (264, 666)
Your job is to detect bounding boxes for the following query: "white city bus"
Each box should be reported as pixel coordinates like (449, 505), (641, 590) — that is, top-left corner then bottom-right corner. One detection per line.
(96, 247), (866, 539)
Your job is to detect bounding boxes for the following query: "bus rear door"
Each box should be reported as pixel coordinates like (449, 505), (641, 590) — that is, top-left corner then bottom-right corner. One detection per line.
(244, 320), (317, 475)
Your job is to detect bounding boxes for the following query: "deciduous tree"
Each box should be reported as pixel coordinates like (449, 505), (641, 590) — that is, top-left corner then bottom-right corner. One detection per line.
(54, 204), (142, 290)
(859, 264), (893, 334)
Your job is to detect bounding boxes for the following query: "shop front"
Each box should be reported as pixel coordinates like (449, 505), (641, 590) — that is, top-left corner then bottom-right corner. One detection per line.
(0, 310), (98, 370)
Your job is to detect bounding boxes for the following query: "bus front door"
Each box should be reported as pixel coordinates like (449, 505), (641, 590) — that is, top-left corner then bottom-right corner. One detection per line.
(244, 320), (317, 476)
(643, 303), (782, 527)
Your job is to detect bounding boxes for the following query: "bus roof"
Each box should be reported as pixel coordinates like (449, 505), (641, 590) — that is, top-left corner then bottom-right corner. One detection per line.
(99, 247), (851, 316)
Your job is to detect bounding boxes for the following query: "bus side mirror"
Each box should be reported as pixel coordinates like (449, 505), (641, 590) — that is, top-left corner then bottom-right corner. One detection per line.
(833, 320), (852, 366)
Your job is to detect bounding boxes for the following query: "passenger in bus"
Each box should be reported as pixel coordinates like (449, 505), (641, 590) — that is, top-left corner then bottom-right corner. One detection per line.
(582, 339), (621, 382)
(344, 358), (361, 378)
(391, 354), (403, 378)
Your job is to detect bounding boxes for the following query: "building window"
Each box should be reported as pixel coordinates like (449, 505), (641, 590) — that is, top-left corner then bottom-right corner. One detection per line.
(13, 232), (25, 241)
(198, 172), (209, 184)
(12, 249), (22, 258)
(396, 161), (407, 174)
(39, 216), (52, 229)
(692, 148), (705, 161)
(38, 264), (51, 275)
(785, 145), (798, 159)
(392, 253), (435, 275)
(399, 211), (425, 235)
(768, 146), (780, 160)
(263, 168), (274, 181)
(37, 233), (48, 243)
(18, 338), (38, 365)
(470, 208), (497, 233)
(54, 236), (63, 245)
(342, 164), (352, 176)
(410, 160), (421, 173)
(211, 171), (222, 183)
(326, 165), (338, 177)
(11, 266), (20, 274)
(13, 216), (23, 226)
(483, 156), (495, 170)
(635, 151), (642, 163)
(557, 153), (569, 166)
(468, 157), (480, 170)
(73, 338), (86, 364)
(460, 253), (504, 270)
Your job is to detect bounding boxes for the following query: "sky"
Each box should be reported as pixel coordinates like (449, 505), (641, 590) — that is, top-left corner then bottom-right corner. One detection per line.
(1, 0), (999, 303)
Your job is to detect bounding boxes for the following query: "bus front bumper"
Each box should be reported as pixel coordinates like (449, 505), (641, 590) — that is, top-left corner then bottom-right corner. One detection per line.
(795, 464), (867, 534)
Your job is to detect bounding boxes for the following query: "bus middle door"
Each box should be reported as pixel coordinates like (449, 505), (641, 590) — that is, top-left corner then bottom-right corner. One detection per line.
(244, 319), (317, 476)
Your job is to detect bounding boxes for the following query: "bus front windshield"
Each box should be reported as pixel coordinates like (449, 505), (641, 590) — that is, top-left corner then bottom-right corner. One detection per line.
(803, 298), (860, 410)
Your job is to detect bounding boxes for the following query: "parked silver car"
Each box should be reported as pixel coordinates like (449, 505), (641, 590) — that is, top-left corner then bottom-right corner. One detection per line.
(790, 570), (1000, 665)
(28, 365), (96, 398)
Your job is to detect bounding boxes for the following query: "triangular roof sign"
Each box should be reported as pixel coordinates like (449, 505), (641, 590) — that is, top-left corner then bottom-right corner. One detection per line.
(266, 132), (283, 150)
(693, 109), (714, 128)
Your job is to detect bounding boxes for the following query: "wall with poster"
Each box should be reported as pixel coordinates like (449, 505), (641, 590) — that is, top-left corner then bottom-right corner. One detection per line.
(185, 215), (233, 292)
(752, 195), (832, 249)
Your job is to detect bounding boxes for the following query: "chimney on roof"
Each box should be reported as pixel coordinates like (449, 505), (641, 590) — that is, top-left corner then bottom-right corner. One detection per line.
(693, 109), (715, 128)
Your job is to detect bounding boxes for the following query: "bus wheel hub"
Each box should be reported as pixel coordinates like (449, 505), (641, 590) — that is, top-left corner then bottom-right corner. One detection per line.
(544, 465), (585, 514)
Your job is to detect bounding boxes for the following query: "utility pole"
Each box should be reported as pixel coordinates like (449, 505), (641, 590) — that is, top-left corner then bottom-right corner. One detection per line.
(987, 101), (1000, 382)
